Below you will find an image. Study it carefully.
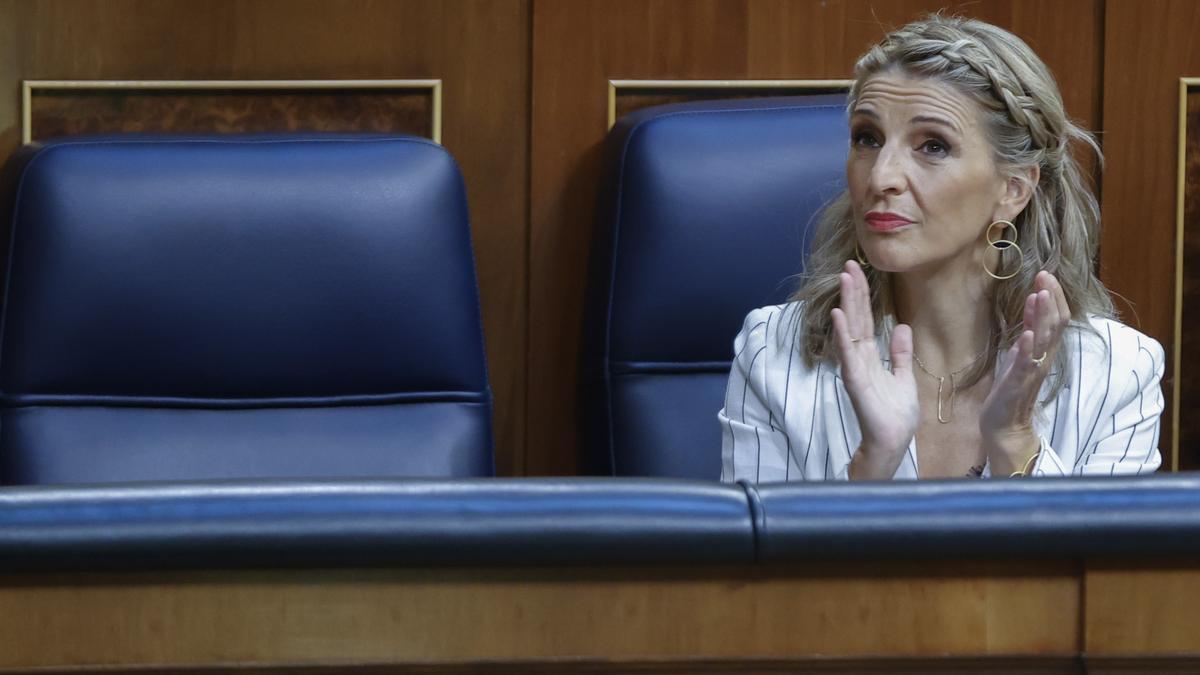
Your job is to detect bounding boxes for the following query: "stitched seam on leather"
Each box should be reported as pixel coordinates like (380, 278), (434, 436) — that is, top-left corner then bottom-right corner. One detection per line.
(737, 479), (766, 563)
(1, 391), (488, 410)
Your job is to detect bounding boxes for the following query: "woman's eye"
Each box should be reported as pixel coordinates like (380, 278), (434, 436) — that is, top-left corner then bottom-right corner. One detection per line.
(852, 131), (880, 148)
(920, 139), (950, 156)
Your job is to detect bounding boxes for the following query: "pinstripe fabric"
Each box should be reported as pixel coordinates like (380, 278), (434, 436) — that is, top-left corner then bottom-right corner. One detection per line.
(718, 303), (1165, 483)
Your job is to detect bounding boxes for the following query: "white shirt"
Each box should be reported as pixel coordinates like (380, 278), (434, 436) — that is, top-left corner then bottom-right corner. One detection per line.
(719, 302), (1165, 482)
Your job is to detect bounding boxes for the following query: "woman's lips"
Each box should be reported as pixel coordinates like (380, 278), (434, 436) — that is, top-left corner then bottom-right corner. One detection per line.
(864, 212), (915, 232)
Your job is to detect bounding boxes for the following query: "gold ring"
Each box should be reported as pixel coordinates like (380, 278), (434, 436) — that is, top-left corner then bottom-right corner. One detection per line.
(1031, 352), (1047, 367)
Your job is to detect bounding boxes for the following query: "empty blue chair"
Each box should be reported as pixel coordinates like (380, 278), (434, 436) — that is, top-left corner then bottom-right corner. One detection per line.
(0, 135), (493, 484)
(583, 96), (849, 478)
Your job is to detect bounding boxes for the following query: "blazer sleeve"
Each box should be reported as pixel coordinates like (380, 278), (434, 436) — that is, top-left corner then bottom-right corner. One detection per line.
(719, 307), (793, 483)
(1031, 323), (1165, 477)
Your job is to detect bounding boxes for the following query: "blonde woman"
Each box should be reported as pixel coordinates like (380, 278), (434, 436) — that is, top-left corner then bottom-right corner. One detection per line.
(719, 15), (1165, 482)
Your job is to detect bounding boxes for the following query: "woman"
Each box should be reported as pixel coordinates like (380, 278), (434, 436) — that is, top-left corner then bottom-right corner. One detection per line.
(719, 15), (1165, 481)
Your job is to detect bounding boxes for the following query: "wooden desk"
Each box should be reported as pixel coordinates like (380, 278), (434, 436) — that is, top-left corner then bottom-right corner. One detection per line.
(3, 559), (1196, 673)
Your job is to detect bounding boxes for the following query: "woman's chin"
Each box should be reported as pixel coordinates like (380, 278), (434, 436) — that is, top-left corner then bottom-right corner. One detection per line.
(860, 254), (911, 274)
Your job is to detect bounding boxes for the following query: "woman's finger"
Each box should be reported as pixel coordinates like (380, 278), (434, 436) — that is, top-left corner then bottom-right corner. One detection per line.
(1050, 275), (1071, 325)
(1038, 271), (1071, 325)
(838, 266), (854, 330)
(839, 271), (862, 347)
(890, 323), (913, 378)
(846, 260), (874, 340)
(832, 307), (854, 368)
(1011, 329), (1041, 415)
(832, 307), (850, 351)
(846, 265), (867, 341)
(832, 307), (869, 383)
(1034, 290), (1055, 359)
(998, 340), (1020, 381)
(1023, 292), (1037, 336)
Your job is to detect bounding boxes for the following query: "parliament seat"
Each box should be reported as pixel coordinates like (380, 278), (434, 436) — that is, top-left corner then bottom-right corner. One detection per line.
(583, 95), (849, 478)
(0, 135), (493, 484)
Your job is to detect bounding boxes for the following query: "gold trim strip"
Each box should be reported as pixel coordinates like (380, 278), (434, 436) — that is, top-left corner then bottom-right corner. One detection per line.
(24, 79), (441, 89)
(431, 80), (443, 145)
(20, 80), (32, 145)
(1173, 78), (1200, 471)
(606, 78), (853, 129)
(22, 79), (443, 144)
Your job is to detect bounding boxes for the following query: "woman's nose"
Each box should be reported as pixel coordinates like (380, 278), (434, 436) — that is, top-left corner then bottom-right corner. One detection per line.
(868, 145), (906, 195)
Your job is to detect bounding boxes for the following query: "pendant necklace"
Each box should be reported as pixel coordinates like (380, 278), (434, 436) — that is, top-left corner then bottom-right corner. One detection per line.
(911, 348), (989, 424)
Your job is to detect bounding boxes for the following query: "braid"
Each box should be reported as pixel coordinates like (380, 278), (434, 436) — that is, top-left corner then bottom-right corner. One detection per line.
(942, 40), (1058, 152)
(862, 27), (1060, 155)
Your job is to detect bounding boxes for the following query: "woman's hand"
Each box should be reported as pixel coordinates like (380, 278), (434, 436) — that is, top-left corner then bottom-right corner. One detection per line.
(980, 271), (1071, 474)
(832, 260), (919, 479)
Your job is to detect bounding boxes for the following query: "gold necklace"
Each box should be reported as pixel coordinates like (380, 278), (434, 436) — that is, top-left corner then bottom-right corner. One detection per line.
(911, 349), (989, 424)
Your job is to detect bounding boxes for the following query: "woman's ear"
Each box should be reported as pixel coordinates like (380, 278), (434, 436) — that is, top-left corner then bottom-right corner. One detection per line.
(995, 165), (1040, 222)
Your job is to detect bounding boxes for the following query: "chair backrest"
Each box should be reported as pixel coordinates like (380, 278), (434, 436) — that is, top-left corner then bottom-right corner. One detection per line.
(583, 95), (848, 478)
(0, 135), (493, 484)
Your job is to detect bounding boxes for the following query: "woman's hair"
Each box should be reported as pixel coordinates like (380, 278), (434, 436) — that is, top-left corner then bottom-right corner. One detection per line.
(790, 14), (1114, 397)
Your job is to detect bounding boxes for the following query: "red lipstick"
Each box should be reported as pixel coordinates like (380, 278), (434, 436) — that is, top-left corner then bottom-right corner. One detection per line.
(864, 211), (915, 232)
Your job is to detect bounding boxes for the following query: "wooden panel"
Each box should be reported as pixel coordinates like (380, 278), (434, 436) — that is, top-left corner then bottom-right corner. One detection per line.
(1087, 657), (1200, 675)
(1178, 87), (1200, 469)
(1085, 561), (1200, 657)
(0, 1), (18, 153)
(0, 0), (529, 475)
(1101, 0), (1200, 470)
(0, 657), (1086, 674)
(28, 85), (435, 141)
(611, 81), (849, 126)
(0, 562), (1079, 671)
(529, 0), (1104, 475)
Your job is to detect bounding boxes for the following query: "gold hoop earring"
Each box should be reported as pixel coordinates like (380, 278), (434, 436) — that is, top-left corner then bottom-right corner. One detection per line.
(983, 219), (1022, 281)
(854, 241), (872, 269)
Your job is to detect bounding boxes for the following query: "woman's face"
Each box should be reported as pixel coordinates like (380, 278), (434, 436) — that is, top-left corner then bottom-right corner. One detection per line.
(846, 71), (1026, 277)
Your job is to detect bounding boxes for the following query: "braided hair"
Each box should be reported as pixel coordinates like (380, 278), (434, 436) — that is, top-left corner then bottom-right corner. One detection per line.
(790, 14), (1113, 399)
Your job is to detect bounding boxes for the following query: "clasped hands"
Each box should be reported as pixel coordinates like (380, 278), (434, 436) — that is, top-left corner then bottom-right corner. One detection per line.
(832, 261), (1069, 479)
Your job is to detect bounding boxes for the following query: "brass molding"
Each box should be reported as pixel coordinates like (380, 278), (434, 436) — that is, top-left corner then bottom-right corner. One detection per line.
(606, 78), (852, 129)
(22, 79), (443, 144)
(1174, 78), (1200, 472)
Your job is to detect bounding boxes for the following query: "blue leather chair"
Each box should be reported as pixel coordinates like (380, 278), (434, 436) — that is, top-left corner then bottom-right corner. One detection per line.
(583, 95), (849, 478)
(0, 135), (493, 484)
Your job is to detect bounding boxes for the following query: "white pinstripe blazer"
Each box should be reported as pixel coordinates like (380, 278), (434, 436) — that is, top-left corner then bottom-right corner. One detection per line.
(718, 302), (1165, 482)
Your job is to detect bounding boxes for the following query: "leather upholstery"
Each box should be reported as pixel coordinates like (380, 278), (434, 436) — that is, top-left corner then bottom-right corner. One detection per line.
(584, 95), (849, 478)
(0, 135), (493, 484)
(0, 478), (754, 570)
(2, 475), (1197, 570)
(747, 474), (1200, 559)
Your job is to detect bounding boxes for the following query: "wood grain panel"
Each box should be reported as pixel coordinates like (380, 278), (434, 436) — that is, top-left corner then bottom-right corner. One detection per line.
(1101, 0), (1200, 470)
(1085, 560), (1200, 657)
(612, 82), (848, 124)
(0, 562), (1079, 670)
(1087, 658), (1200, 675)
(529, 0), (1103, 475)
(0, 0), (529, 474)
(29, 87), (434, 140)
(0, 1), (19, 154)
(0, 657), (1086, 674)
(1178, 88), (1200, 469)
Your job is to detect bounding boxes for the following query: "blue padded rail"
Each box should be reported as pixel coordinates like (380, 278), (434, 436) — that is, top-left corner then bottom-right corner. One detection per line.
(747, 474), (1200, 560)
(2, 476), (1199, 571)
(0, 478), (754, 570)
